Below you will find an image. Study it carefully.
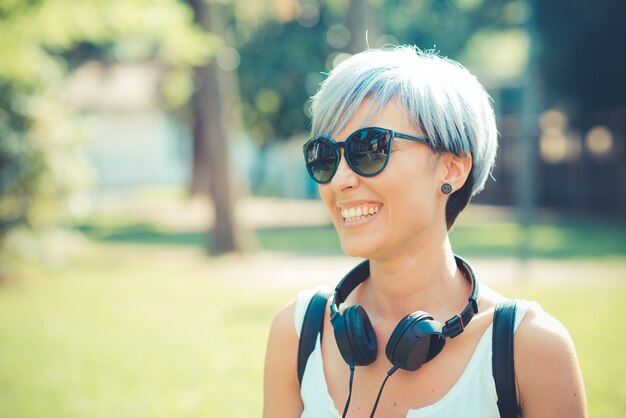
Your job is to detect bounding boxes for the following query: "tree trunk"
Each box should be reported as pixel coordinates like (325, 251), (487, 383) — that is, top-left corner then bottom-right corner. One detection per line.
(189, 113), (209, 196)
(191, 0), (242, 254)
(346, 0), (380, 54)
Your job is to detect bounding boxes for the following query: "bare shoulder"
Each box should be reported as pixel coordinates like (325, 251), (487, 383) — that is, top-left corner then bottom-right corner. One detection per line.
(514, 303), (587, 418)
(515, 304), (580, 374)
(515, 303), (575, 350)
(263, 300), (303, 418)
(265, 300), (299, 382)
(269, 299), (298, 341)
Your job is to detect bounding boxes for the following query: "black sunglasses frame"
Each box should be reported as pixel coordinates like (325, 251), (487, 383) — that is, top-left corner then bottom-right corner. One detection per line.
(303, 126), (430, 184)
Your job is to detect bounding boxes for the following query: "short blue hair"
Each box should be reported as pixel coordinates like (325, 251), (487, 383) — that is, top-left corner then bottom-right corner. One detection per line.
(309, 46), (498, 227)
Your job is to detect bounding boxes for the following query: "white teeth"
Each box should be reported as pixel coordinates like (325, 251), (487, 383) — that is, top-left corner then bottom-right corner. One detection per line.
(340, 205), (380, 223)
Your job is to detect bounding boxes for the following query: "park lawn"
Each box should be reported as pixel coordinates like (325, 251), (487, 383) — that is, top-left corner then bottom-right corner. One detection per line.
(0, 243), (290, 418)
(79, 214), (626, 259)
(1, 232), (625, 417)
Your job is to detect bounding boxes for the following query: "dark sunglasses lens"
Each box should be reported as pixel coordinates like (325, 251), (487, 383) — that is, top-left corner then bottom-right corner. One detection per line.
(305, 139), (337, 183)
(346, 129), (391, 175)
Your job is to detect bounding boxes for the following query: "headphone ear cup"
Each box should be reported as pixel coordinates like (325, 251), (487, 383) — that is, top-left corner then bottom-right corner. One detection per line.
(343, 305), (378, 366)
(386, 311), (445, 371)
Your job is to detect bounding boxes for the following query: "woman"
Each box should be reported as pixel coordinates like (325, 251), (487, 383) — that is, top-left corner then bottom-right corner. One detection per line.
(263, 46), (586, 418)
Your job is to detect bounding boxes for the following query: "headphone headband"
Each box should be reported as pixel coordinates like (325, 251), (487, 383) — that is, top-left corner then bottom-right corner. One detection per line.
(329, 260), (369, 321)
(329, 255), (479, 338)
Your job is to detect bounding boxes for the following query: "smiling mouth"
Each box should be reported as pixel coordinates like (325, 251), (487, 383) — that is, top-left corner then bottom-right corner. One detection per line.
(340, 205), (380, 223)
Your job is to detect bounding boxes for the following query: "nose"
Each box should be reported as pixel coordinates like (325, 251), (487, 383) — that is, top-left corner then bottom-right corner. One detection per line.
(330, 149), (359, 192)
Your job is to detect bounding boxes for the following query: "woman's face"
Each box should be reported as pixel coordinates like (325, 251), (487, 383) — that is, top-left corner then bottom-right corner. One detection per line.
(318, 98), (449, 261)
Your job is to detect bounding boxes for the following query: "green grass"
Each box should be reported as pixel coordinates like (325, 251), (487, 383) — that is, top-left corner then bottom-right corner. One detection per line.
(1, 213), (625, 417)
(450, 220), (626, 259)
(0, 244), (294, 418)
(78, 217), (626, 259)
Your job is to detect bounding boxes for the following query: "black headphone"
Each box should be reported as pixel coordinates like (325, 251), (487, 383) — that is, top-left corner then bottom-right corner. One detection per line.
(329, 255), (479, 372)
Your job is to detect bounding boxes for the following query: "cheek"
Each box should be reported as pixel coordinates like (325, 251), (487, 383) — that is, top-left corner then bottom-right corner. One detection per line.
(318, 185), (330, 205)
(318, 185), (337, 220)
(383, 159), (439, 219)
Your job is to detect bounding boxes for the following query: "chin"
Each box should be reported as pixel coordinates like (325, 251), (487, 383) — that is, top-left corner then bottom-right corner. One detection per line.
(339, 236), (379, 259)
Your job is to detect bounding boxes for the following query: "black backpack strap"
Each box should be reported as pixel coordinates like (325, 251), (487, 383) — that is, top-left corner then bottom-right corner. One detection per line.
(297, 289), (332, 386)
(492, 299), (521, 418)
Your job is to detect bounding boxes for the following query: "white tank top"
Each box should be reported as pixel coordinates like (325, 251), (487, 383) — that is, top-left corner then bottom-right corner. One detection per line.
(294, 286), (533, 418)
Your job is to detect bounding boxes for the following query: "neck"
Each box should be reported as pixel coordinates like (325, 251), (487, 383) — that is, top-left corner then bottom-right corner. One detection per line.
(358, 237), (468, 323)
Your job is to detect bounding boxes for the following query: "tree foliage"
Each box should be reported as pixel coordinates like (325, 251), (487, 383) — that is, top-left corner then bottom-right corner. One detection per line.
(235, 0), (519, 147)
(0, 0), (216, 260)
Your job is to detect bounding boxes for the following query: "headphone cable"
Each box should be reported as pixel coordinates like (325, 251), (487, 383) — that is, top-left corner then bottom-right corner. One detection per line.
(369, 365), (399, 418)
(341, 359), (355, 418)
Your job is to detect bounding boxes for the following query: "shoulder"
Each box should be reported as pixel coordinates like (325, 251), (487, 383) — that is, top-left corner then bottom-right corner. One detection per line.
(263, 287), (331, 418)
(265, 299), (299, 384)
(515, 302), (573, 347)
(263, 300), (302, 417)
(514, 303), (587, 417)
(514, 303), (579, 372)
(267, 300), (298, 359)
(267, 285), (331, 347)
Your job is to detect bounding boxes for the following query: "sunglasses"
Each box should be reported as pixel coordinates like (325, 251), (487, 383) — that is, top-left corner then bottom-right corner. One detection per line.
(303, 127), (430, 184)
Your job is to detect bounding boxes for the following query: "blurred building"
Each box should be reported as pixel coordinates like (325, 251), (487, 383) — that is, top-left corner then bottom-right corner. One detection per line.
(63, 61), (190, 190)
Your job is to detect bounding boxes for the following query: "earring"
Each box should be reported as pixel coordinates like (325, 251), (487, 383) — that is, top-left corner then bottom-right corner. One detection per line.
(441, 183), (454, 195)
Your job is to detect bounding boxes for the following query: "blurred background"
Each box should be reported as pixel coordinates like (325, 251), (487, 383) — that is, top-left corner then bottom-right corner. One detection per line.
(0, 0), (624, 417)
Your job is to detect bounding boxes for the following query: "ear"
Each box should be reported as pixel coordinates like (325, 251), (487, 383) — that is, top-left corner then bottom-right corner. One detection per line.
(439, 152), (472, 191)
